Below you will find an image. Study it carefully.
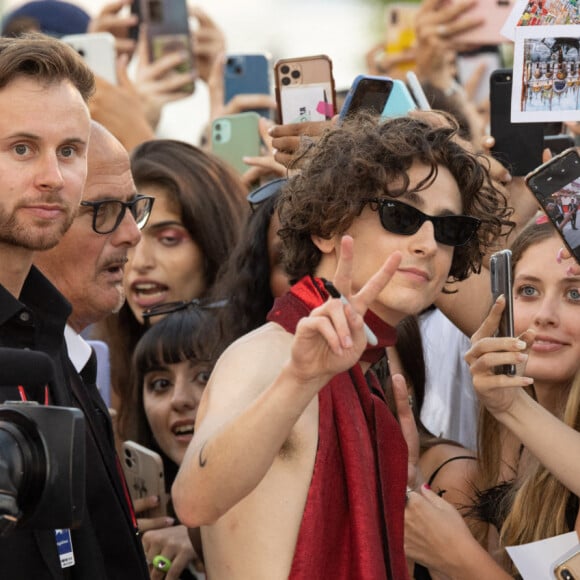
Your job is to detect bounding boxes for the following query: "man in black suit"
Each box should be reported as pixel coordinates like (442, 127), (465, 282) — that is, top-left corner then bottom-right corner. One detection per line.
(0, 35), (149, 579)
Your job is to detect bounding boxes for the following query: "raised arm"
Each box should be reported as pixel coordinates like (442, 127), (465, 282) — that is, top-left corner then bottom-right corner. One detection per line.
(172, 237), (402, 527)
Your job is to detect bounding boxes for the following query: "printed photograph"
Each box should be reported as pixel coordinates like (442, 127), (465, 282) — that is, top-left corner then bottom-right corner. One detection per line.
(512, 25), (580, 121)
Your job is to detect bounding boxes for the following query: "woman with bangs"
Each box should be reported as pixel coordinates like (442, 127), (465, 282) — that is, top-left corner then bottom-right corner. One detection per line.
(124, 301), (224, 579)
(405, 219), (580, 578)
(92, 139), (248, 422)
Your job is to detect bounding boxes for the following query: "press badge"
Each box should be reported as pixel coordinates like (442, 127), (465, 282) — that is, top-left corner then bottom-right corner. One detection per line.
(54, 528), (75, 568)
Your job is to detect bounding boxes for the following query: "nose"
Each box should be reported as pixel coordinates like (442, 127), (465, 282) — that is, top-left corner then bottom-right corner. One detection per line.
(110, 210), (141, 248)
(409, 220), (438, 256)
(171, 376), (201, 413)
(127, 235), (155, 273)
(532, 294), (559, 328)
(35, 152), (65, 191)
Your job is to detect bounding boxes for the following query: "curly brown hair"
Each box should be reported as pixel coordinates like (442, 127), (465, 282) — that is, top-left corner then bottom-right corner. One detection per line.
(278, 112), (512, 283)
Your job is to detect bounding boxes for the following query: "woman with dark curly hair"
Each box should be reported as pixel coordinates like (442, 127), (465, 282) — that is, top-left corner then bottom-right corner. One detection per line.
(173, 112), (512, 580)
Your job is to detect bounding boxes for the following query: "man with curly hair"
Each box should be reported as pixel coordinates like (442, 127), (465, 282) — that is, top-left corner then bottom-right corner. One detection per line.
(173, 113), (511, 579)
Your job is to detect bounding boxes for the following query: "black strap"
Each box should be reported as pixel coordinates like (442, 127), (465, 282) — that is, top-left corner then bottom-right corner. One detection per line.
(428, 455), (476, 487)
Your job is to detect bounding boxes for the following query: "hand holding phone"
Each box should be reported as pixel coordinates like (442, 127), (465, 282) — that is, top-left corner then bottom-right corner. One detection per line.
(490, 249), (515, 376)
(525, 148), (580, 265)
(122, 440), (168, 518)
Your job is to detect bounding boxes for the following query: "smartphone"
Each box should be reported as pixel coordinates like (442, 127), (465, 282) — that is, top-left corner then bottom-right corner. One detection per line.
(121, 440), (168, 518)
(545, 134), (575, 157)
(139, 0), (194, 95)
(451, 0), (513, 46)
(406, 71), (431, 111)
(554, 547), (580, 579)
(274, 54), (336, 124)
(61, 32), (117, 85)
(211, 112), (262, 175)
(383, 79), (417, 117)
(384, 2), (420, 75)
(339, 75), (394, 121)
(490, 249), (515, 375)
(224, 53), (271, 118)
(490, 69), (544, 176)
(525, 148), (580, 264)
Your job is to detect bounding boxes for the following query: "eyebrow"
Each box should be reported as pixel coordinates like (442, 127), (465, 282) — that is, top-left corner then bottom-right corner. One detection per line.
(146, 220), (185, 231)
(4, 132), (88, 147)
(401, 191), (462, 217)
(515, 274), (580, 285)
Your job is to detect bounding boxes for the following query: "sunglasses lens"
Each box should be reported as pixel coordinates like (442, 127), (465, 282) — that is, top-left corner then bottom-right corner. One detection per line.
(435, 216), (479, 246)
(379, 201), (423, 235)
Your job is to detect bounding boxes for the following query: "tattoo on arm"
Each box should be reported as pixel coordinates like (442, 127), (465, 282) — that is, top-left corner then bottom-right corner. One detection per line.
(199, 442), (208, 468)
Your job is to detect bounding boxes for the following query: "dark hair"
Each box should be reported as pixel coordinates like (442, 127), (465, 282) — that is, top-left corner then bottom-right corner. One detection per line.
(210, 189), (283, 348)
(119, 305), (221, 452)
(278, 113), (512, 283)
(0, 33), (94, 101)
(130, 139), (248, 289)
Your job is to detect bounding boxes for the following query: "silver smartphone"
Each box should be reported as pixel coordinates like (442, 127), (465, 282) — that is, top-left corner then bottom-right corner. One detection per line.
(490, 248), (515, 375)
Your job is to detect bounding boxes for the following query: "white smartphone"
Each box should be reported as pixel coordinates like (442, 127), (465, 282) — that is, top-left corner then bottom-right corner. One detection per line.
(121, 440), (168, 517)
(62, 32), (117, 85)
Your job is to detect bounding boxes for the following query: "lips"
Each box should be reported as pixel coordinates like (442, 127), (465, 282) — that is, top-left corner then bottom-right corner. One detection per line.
(531, 335), (568, 353)
(129, 280), (170, 309)
(23, 204), (66, 220)
(397, 267), (431, 282)
(172, 421), (195, 441)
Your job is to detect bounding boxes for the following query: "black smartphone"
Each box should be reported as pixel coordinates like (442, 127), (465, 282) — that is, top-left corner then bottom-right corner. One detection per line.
(129, 0), (140, 41)
(490, 249), (515, 376)
(525, 148), (580, 264)
(490, 69), (544, 176)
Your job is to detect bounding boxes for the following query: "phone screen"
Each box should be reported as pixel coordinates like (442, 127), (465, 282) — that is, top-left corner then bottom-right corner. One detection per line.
(342, 77), (394, 119)
(526, 148), (580, 264)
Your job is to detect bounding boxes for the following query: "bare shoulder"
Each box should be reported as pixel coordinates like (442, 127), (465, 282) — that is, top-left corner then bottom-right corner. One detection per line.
(196, 322), (293, 420)
(420, 444), (478, 507)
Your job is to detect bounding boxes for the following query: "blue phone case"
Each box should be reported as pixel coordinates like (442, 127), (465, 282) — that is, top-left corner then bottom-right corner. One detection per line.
(224, 54), (271, 118)
(382, 79), (417, 118)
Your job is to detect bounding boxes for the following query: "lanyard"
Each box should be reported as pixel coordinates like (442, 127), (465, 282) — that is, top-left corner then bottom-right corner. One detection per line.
(17, 384), (49, 405)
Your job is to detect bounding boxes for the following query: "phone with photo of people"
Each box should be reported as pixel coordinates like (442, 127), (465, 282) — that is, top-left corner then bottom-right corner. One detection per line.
(525, 147), (580, 265)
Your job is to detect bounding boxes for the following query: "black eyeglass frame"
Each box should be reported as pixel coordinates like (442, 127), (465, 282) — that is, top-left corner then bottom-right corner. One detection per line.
(247, 178), (287, 211)
(80, 194), (155, 234)
(362, 198), (481, 247)
(142, 298), (228, 327)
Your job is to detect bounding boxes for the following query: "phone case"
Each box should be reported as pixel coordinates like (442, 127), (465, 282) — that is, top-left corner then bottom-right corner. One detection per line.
(544, 134), (575, 157)
(490, 249), (515, 375)
(490, 69), (544, 176)
(383, 2), (420, 74)
(122, 441), (168, 518)
(139, 0), (194, 95)
(224, 53), (271, 118)
(554, 547), (580, 579)
(525, 148), (580, 264)
(61, 32), (117, 85)
(339, 75), (394, 122)
(211, 112), (261, 175)
(382, 79), (417, 118)
(274, 55), (336, 124)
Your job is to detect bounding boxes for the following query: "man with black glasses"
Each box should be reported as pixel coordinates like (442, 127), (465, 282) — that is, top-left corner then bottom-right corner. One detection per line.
(31, 120), (152, 579)
(173, 113), (511, 579)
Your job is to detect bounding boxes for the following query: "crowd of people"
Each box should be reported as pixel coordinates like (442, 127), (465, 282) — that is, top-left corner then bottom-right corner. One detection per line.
(1, 0), (580, 579)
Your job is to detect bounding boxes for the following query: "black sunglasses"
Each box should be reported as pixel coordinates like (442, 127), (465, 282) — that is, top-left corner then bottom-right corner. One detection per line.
(363, 198), (480, 247)
(142, 298), (228, 327)
(80, 194), (155, 235)
(247, 178), (287, 211)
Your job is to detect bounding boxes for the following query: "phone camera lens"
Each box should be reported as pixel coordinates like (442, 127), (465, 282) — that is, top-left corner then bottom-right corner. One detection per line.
(124, 457), (132, 468)
(226, 57), (234, 65)
(214, 133), (221, 142)
(280, 65), (290, 74)
(234, 65), (242, 74)
(77, 49), (85, 57)
(291, 70), (301, 79)
(215, 123), (221, 131)
(506, 75), (511, 81)
(282, 76), (291, 86)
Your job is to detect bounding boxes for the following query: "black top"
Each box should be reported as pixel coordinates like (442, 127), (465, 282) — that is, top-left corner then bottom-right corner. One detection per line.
(0, 267), (149, 579)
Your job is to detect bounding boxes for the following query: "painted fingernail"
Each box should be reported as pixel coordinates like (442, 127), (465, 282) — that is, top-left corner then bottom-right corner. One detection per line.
(516, 340), (527, 349)
(557, 248), (564, 263)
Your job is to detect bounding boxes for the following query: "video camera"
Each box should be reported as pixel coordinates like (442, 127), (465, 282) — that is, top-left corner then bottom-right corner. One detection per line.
(0, 348), (85, 536)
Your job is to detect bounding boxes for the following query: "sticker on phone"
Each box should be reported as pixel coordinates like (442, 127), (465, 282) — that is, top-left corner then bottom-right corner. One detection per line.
(280, 86), (332, 124)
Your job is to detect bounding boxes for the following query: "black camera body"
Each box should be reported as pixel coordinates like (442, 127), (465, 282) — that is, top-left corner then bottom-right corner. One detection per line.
(0, 348), (85, 536)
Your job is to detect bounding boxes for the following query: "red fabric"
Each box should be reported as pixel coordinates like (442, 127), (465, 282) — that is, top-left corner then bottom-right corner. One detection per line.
(267, 276), (409, 580)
